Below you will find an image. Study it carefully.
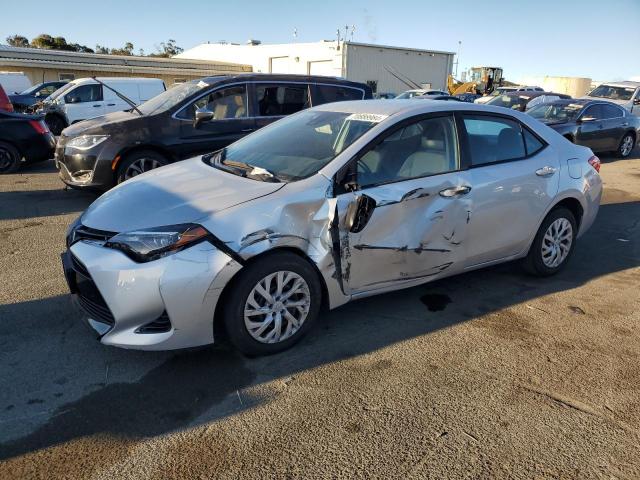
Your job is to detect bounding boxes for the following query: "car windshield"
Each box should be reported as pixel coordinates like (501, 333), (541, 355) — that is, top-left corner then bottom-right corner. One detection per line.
(137, 81), (205, 115)
(487, 94), (528, 110)
(528, 102), (584, 122)
(48, 83), (75, 100)
(209, 110), (383, 181)
(20, 84), (44, 95)
(588, 85), (636, 101)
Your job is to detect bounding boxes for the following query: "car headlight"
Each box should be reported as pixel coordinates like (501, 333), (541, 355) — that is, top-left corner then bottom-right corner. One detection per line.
(104, 224), (209, 262)
(66, 135), (109, 150)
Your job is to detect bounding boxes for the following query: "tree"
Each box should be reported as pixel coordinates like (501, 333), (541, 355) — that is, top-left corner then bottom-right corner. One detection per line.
(30, 34), (93, 53)
(6, 35), (29, 48)
(110, 42), (135, 56)
(149, 39), (183, 58)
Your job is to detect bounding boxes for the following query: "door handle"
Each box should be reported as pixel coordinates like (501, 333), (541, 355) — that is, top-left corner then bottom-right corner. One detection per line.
(92, 104), (102, 107)
(240, 128), (253, 133)
(622, 122), (629, 126)
(439, 185), (471, 198)
(535, 166), (556, 177)
(106, 103), (116, 106)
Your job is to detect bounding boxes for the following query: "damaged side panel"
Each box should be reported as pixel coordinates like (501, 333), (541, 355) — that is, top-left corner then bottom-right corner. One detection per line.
(335, 172), (472, 295)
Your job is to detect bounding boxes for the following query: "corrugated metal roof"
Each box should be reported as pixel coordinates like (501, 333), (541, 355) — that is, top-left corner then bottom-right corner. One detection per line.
(0, 45), (252, 72)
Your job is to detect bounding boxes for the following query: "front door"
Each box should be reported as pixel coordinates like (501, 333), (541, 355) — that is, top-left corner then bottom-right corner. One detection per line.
(576, 104), (607, 151)
(459, 114), (560, 266)
(177, 84), (255, 158)
(63, 84), (104, 123)
(335, 113), (471, 294)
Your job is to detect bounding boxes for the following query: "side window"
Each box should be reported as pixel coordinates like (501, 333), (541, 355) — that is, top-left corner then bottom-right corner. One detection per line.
(256, 84), (310, 116)
(601, 104), (623, 119)
(463, 116), (525, 165)
(523, 128), (545, 156)
(313, 85), (364, 104)
(65, 84), (102, 103)
(357, 115), (459, 188)
(582, 104), (604, 121)
(178, 85), (247, 120)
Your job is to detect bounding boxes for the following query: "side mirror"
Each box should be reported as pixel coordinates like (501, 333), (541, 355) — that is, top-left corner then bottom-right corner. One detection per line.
(194, 107), (214, 128)
(634, 98), (640, 105)
(345, 193), (376, 233)
(66, 96), (79, 104)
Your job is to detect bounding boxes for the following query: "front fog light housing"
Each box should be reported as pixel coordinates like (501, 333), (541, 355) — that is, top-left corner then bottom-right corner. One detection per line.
(104, 224), (209, 262)
(66, 135), (109, 150)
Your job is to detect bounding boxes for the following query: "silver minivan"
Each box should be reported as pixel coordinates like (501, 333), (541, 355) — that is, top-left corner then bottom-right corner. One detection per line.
(62, 100), (602, 355)
(583, 81), (640, 115)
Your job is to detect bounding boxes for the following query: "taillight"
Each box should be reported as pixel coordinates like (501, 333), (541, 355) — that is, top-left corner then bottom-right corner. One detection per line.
(28, 120), (50, 135)
(588, 155), (601, 173)
(0, 100), (13, 112)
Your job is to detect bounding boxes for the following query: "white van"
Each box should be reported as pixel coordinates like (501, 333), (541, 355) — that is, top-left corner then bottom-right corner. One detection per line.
(0, 72), (32, 94)
(39, 77), (166, 134)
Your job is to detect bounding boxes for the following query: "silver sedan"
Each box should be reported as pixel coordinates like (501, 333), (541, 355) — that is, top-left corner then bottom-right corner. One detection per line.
(62, 100), (602, 355)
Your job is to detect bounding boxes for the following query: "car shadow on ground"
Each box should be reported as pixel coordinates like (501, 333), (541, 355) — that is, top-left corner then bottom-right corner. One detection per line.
(0, 192), (638, 463)
(0, 188), (97, 221)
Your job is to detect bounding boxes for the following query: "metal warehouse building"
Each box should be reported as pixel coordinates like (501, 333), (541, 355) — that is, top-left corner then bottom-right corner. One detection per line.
(177, 41), (455, 95)
(0, 45), (252, 87)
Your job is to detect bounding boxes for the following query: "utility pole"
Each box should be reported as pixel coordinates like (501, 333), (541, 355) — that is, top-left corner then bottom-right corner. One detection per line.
(454, 40), (462, 78)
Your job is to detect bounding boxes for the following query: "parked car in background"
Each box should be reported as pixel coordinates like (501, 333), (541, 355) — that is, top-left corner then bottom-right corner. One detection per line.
(455, 93), (482, 103)
(528, 99), (640, 158)
(62, 100), (602, 354)
(0, 84), (14, 112)
(9, 81), (68, 113)
(395, 89), (449, 99)
(485, 91), (571, 112)
(374, 92), (395, 99)
(475, 86), (544, 104)
(0, 110), (55, 173)
(0, 72), (31, 94)
(55, 74), (372, 190)
(37, 77), (166, 135)
(583, 81), (640, 115)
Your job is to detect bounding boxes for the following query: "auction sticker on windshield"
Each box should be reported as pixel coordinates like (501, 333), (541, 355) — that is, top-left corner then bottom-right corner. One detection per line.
(346, 113), (388, 123)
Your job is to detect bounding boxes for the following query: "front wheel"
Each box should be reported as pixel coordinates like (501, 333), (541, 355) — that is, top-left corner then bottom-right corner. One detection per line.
(222, 251), (322, 356)
(116, 150), (168, 184)
(524, 207), (577, 276)
(617, 133), (635, 158)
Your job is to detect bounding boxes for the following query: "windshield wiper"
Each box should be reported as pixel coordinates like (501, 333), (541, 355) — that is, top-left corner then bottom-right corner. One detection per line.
(224, 160), (281, 182)
(91, 77), (143, 116)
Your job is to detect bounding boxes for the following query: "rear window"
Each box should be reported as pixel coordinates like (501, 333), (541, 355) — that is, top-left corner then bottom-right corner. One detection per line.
(313, 85), (364, 104)
(256, 84), (310, 116)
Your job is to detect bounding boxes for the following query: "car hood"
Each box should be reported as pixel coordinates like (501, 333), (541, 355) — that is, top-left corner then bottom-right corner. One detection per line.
(537, 118), (571, 127)
(8, 94), (35, 103)
(81, 157), (285, 233)
(62, 110), (145, 136)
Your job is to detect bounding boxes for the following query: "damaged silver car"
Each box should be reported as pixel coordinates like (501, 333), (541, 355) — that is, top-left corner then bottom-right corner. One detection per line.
(61, 100), (602, 355)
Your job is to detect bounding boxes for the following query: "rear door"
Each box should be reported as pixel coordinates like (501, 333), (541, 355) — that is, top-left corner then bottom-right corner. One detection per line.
(102, 81), (139, 114)
(252, 83), (311, 130)
(460, 113), (559, 267)
(63, 84), (104, 123)
(176, 83), (254, 157)
(599, 103), (627, 149)
(334, 113), (472, 294)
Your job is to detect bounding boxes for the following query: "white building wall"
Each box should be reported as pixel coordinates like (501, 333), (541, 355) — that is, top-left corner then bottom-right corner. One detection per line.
(344, 43), (453, 94)
(177, 41), (454, 94)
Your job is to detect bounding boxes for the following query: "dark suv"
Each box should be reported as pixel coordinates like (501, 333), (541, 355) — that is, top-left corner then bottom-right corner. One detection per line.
(55, 74), (372, 190)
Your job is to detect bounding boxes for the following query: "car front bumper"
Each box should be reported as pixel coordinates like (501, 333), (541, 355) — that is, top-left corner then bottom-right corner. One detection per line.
(62, 240), (242, 350)
(55, 136), (118, 190)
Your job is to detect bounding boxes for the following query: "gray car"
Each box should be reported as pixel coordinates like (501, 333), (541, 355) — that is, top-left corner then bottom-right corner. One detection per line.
(61, 100), (602, 355)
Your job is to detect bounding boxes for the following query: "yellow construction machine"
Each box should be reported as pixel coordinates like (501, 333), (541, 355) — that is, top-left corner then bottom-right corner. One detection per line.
(448, 66), (504, 95)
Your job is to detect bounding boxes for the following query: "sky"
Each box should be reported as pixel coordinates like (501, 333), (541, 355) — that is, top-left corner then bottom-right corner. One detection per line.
(2, 0), (639, 82)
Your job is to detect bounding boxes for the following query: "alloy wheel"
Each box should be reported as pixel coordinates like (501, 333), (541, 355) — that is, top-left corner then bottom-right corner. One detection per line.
(0, 147), (13, 172)
(244, 271), (311, 344)
(124, 157), (163, 179)
(621, 135), (634, 157)
(541, 218), (573, 268)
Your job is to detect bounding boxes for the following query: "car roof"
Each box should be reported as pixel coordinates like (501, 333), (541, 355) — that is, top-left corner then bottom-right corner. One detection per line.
(313, 99), (534, 116)
(198, 73), (368, 89)
(596, 81), (640, 88)
(72, 77), (163, 84)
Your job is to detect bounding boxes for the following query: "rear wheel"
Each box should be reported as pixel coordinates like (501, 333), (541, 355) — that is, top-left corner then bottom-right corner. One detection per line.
(222, 251), (322, 356)
(0, 141), (21, 174)
(617, 132), (635, 158)
(116, 150), (169, 184)
(524, 207), (577, 276)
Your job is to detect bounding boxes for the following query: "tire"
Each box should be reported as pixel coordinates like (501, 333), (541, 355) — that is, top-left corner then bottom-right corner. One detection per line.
(45, 114), (67, 136)
(116, 150), (169, 184)
(0, 141), (21, 174)
(524, 207), (577, 277)
(616, 132), (635, 158)
(222, 251), (322, 356)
